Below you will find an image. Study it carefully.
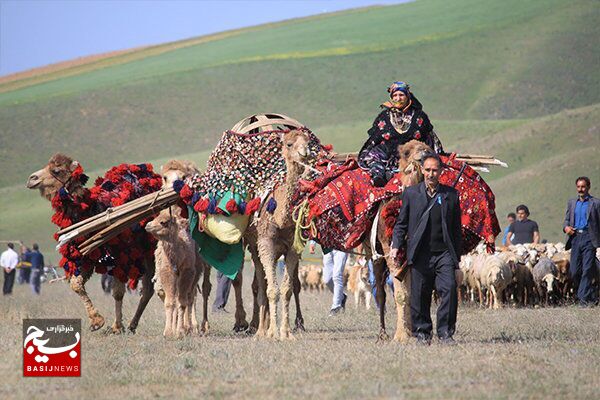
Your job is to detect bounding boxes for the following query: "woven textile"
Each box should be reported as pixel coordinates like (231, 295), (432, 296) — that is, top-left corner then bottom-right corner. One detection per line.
(298, 155), (500, 253)
(186, 129), (323, 207)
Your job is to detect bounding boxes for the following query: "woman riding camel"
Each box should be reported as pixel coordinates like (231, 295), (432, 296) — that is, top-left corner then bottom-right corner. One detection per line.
(358, 81), (444, 186)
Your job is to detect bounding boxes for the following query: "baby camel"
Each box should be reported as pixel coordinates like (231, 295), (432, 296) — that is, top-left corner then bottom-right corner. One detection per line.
(146, 209), (202, 338)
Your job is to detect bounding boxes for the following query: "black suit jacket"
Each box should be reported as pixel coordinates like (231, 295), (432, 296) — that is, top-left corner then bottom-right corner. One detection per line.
(563, 195), (600, 249)
(391, 182), (462, 266)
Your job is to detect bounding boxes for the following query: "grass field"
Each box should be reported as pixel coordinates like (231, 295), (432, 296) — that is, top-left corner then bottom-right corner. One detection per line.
(1, 268), (599, 399)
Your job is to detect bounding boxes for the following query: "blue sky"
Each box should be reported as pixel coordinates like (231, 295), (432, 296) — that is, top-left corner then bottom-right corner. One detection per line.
(0, 0), (405, 77)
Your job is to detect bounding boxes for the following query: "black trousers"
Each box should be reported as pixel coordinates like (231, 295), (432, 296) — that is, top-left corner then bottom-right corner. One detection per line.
(212, 271), (232, 311)
(3, 269), (16, 295)
(570, 231), (598, 304)
(411, 249), (458, 338)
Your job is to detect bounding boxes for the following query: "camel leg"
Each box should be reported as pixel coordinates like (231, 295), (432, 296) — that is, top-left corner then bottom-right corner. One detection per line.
(393, 270), (412, 343)
(292, 260), (305, 332)
(257, 238), (278, 339)
(232, 263), (249, 332)
(200, 262), (211, 334)
(280, 251), (299, 340)
(128, 259), (155, 333)
(372, 258), (389, 341)
(354, 289), (361, 308)
(164, 293), (176, 338)
(70, 272), (105, 331)
(190, 286), (199, 334)
(108, 279), (126, 334)
(248, 249), (262, 335)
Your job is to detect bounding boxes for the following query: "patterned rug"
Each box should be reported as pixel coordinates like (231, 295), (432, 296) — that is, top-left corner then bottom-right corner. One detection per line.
(296, 154), (500, 253)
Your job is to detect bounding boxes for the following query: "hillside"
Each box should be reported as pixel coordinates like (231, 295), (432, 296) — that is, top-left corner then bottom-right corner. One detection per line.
(0, 0), (599, 261)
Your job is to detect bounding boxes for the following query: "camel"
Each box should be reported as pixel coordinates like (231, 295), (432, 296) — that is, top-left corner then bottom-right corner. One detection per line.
(161, 160), (249, 333)
(244, 129), (309, 339)
(145, 208), (201, 338)
(26, 154), (155, 333)
(367, 140), (431, 343)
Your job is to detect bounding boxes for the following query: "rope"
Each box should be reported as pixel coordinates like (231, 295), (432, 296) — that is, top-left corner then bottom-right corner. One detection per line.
(292, 199), (316, 254)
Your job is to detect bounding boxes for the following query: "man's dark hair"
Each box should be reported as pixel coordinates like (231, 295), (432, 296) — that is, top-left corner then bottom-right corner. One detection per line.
(507, 212), (516, 219)
(576, 176), (591, 187)
(33, 243), (39, 251)
(420, 152), (441, 167)
(516, 204), (530, 216)
(7, 243), (14, 249)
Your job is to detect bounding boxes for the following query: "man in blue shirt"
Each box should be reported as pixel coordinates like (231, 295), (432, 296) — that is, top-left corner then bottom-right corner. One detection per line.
(502, 213), (516, 246)
(24, 243), (44, 295)
(563, 177), (600, 306)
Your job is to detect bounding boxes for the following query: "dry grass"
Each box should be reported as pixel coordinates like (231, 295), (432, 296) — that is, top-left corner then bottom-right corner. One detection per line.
(1, 267), (599, 399)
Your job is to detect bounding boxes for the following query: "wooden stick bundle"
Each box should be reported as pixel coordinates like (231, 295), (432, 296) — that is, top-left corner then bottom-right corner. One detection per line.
(330, 152), (508, 168)
(56, 187), (180, 253)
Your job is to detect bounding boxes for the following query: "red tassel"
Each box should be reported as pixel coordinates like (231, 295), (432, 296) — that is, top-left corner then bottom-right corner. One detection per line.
(179, 185), (193, 204)
(194, 198), (209, 213)
(322, 144), (333, 151)
(225, 198), (238, 213)
(245, 197), (261, 215)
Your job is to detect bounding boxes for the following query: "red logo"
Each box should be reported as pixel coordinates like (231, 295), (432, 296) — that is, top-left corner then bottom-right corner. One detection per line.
(23, 319), (81, 377)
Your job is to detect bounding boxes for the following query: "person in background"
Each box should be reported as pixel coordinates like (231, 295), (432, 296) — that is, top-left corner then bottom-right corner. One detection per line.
(506, 205), (540, 245)
(502, 212), (516, 246)
(18, 244), (32, 284)
(563, 176), (600, 306)
(212, 271), (232, 313)
(1, 243), (19, 295)
(24, 243), (44, 295)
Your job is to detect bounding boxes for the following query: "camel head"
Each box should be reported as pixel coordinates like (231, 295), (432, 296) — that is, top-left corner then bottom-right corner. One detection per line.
(281, 129), (310, 166)
(145, 208), (183, 240)
(161, 159), (200, 188)
(397, 140), (433, 187)
(26, 153), (85, 200)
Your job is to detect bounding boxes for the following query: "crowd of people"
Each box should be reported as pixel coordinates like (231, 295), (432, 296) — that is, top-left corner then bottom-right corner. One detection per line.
(1, 242), (45, 295)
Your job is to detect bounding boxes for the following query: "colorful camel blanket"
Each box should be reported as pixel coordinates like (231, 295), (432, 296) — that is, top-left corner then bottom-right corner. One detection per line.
(177, 128), (325, 215)
(296, 154), (500, 253)
(173, 128), (327, 278)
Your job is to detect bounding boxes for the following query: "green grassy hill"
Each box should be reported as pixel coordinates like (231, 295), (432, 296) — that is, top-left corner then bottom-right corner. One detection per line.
(1, 0), (599, 261)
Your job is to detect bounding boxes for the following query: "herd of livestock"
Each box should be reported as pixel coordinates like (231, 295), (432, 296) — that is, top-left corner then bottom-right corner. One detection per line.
(300, 242), (600, 310)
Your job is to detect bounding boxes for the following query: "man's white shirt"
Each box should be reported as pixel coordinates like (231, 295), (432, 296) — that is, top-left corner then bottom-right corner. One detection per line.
(1, 248), (19, 271)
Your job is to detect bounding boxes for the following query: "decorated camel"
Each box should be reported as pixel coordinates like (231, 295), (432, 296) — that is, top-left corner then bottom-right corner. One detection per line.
(243, 129), (311, 339)
(26, 154), (162, 333)
(294, 139), (500, 343)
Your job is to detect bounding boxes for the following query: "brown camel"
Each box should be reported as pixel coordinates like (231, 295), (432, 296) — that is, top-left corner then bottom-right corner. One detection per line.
(244, 129), (309, 339)
(161, 160), (249, 333)
(146, 208), (201, 338)
(367, 140), (431, 343)
(26, 154), (155, 333)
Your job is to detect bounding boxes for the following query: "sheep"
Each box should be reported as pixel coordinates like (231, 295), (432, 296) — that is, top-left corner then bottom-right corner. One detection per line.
(480, 255), (513, 309)
(532, 257), (559, 306)
(498, 251), (535, 307)
(469, 253), (489, 306)
(145, 209), (203, 338)
(300, 264), (324, 291)
(347, 264), (372, 310)
(552, 251), (572, 300)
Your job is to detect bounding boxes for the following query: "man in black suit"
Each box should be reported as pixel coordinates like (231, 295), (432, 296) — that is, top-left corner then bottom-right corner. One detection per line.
(390, 153), (462, 345)
(563, 176), (600, 306)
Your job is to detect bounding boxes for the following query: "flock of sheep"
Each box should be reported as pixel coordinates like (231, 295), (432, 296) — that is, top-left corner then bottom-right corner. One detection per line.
(299, 242), (600, 311)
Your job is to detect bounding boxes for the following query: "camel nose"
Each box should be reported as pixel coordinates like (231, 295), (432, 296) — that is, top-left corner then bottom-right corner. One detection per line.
(27, 173), (41, 189)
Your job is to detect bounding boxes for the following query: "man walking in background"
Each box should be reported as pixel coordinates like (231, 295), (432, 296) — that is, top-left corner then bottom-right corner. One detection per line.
(390, 153), (462, 345)
(24, 243), (45, 295)
(507, 205), (540, 245)
(563, 177), (600, 306)
(1, 243), (19, 295)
